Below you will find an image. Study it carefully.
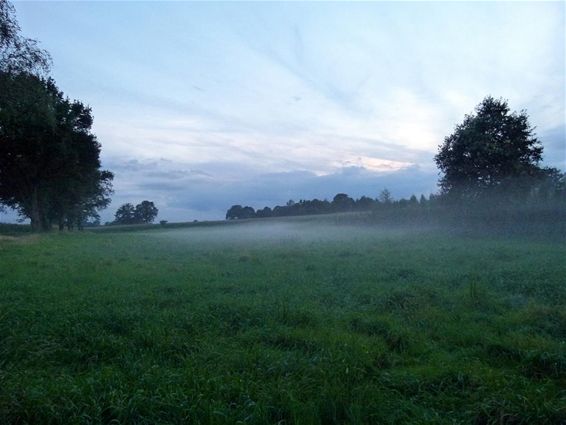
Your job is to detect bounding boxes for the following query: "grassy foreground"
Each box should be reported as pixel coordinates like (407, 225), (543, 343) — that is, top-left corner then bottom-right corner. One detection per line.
(0, 219), (565, 424)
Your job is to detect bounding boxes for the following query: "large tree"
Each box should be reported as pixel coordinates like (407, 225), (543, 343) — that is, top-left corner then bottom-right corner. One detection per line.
(0, 1), (112, 230)
(0, 73), (113, 230)
(434, 96), (550, 200)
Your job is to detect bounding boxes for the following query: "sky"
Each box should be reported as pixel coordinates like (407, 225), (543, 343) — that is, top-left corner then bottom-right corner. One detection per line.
(2, 1), (565, 223)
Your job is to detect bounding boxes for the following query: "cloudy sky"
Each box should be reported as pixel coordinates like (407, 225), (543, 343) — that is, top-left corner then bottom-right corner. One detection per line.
(3, 1), (565, 222)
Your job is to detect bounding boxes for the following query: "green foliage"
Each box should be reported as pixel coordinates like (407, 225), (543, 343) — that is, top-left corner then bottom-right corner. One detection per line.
(0, 219), (565, 423)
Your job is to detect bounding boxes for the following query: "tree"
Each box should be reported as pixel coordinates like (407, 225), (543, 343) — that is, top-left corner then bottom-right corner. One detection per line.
(1, 0), (51, 75)
(378, 189), (393, 204)
(332, 193), (355, 212)
(0, 73), (113, 230)
(113, 203), (136, 225)
(47, 98), (113, 230)
(112, 201), (158, 225)
(435, 96), (547, 200)
(226, 204), (255, 220)
(241, 206), (255, 218)
(356, 196), (375, 210)
(256, 206), (272, 218)
(134, 200), (158, 223)
(226, 205), (243, 220)
(0, 1), (111, 230)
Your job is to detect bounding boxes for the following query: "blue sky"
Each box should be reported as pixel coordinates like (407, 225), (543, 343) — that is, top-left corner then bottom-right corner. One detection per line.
(3, 1), (565, 222)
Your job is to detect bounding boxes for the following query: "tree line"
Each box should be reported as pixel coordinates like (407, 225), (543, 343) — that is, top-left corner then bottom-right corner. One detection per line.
(226, 189), (425, 220)
(227, 96), (564, 221)
(0, 0), (113, 231)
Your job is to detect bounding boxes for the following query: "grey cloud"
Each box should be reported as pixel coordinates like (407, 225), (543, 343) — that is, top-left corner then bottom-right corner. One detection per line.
(539, 125), (565, 169)
(101, 157), (438, 223)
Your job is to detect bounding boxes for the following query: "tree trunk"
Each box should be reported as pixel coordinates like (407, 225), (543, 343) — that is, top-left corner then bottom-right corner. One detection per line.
(40, 214), (50, 231)
(29, 187), (50, 232)
(29, 188), (42, 232)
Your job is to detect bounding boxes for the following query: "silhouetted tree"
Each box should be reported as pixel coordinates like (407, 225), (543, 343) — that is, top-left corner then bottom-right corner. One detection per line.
(356, 196), (376, 210)
(226, 205), (255, 220)
(1, 0), (51, 75)
(241, 206), (256, 219)
(112, 201), (158, 225)
(135, 200), (158, 223)
(0, 74), (113, 230)
(379, 189), (393, 204)
(226, 205), (242, 220)
(0, 2), (111, 231)
(272, 205), (285, 217)
(256, 206), (272, 218)
(332, 193), (355, 212)
(114, 203), (136, 225)
(435, 96), (551, 200)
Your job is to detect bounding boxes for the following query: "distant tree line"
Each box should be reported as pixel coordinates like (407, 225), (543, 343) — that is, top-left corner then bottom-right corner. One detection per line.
(227, 97), (564, 221)
(0, 0), (113, 231)
(226, 190), (435, 220)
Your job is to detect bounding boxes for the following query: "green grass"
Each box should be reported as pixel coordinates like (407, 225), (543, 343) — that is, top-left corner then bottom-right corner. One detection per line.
(0, 219), (565, 424)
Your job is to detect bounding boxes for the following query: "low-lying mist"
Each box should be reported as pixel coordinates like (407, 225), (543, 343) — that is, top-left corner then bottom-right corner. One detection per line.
(153, 219), (412, 246)
(149, 198), (566, 246)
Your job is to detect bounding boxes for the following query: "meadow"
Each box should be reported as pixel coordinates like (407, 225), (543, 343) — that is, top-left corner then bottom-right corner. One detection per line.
(0, 217), (565, 424)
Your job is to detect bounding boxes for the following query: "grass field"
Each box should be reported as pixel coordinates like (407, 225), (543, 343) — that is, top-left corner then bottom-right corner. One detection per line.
(0, 218), (565, 424)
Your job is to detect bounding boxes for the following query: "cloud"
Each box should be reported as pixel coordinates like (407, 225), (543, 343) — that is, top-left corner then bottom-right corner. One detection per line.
(100, 157), (438, 222)
(3, 1), (563, 224)
(539, 125), (566, 169)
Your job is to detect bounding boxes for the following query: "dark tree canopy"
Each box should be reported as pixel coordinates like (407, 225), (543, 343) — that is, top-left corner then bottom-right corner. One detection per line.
(224, 189), (425, 220)
(435, 96), (546, 199)
(135, 200), (159, 224)
(113, 201), (159, 225)
(0, 73), (113, 230)
(0, 1), (111, 231)
(114, 203), (136, 225)
(332, 193), (355, 211)
(226, 205), (255, 220)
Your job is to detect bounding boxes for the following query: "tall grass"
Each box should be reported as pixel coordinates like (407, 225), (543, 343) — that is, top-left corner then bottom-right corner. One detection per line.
(0, 219), (564, 424)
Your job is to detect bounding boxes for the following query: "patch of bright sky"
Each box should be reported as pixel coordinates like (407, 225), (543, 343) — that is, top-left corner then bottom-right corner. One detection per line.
(6, 1), (566, 221)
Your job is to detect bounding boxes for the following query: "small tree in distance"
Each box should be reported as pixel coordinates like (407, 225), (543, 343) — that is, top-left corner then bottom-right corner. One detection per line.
(112, 201), (158, 225)
(226, 205), (255, 220)
(135, 200), (158, 224)
(379, 189), (393, 204)
(113, 203), (136, 225)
